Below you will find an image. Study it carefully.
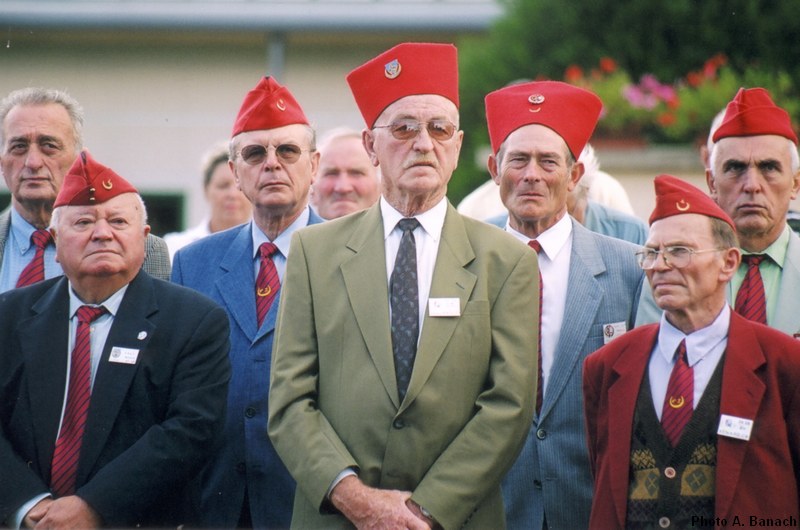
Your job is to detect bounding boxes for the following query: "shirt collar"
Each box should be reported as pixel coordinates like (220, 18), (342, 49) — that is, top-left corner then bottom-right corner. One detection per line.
(380, 196), (447, 243)
(506, 213), (573, 261)
(250, 206), (311, 260)
(742, 224), (790, 268)
(657, 304), (730, 367)
(10, 207), (39, 253)
(68, 282), (129, 318)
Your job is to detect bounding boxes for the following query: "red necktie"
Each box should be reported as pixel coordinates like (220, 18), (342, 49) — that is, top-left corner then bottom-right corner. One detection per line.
(50, 305), (107, 496)
(256, 242), (280, 328)
(661, 340), (693, 447)
(528, 240), (544, 416)
(16, 229), (53, 287)
(734, 255), (767, 324)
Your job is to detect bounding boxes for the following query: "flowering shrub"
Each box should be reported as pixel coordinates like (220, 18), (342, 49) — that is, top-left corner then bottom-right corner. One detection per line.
(565, 55), (800, 144)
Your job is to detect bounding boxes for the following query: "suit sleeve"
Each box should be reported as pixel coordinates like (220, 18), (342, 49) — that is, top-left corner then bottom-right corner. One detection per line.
(268, 232), (360, 510)
(76, 303), (231, 526)
(143, 234), (172, 281)
(409, 250), (539, 529)
(583, 354), (602, 478)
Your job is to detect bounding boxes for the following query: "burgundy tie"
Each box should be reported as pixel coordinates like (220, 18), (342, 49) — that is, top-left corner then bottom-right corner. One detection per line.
(528, 240), (544, 416)
(16, 229), (53, 287)
(661, 340), (693, 447)
(734, 255), (767, 324)
(50, 305), (107, 496)
(256, 242), (280, 328)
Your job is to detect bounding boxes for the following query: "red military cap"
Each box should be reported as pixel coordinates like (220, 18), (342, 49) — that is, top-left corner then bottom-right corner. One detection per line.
(649, 174), (735, 230)
(231, 76), (309, 137)
(485, 80), (602, 157)
(712, 87), (798, 144)
(54, 151), (138, 208)
(346, 42), (459, 128)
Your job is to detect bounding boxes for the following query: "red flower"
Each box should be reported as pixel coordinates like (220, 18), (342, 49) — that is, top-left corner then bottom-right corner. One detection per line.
(599, 57), (617, 74)
(686, 71), (703, 88)
(564, 65), (583, 82)
(657, 112), (677, 127)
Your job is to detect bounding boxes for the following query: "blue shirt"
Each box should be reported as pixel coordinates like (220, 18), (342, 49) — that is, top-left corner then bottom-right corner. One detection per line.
(0, 208), (60, 293)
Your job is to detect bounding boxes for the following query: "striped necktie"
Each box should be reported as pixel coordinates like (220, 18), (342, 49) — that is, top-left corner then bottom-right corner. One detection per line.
(734, 254), (767, 324)
(255, 242), (280, 328)
(16, 229), (53, 287)
(661, 340), (693, 447)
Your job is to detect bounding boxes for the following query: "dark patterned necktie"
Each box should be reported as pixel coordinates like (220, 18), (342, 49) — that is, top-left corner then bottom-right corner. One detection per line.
(734, 254), (767, 324)
(661, 340), (693, 447)
(528, 240), (544, 415)
(51, 305), (107, 496)
(256, 242), (280, 328)
(16, 229), (53, 287)
(391, 218), (420, 401)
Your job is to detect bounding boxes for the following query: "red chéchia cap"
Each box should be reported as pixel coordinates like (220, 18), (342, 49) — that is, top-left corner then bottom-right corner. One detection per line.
(649, 174), (735, 231)
(54, 151), (138, 208)
(712, 87), (798, 144)
(231, 76), (309, 137)
(485, 80), (602, 157)
(346, 42), (459, 128)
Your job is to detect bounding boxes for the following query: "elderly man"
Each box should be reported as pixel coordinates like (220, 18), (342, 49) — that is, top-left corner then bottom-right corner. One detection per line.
(483, 80), (645, 530)
(584, 174), (800, 529)
(268, 42), (538, 529)
(0, 87), (171, 291)
(311, 127), (380, 219)
(0, 151), (230, 529)
(172, 76), (323, 528)
(707, 87), (800, 335)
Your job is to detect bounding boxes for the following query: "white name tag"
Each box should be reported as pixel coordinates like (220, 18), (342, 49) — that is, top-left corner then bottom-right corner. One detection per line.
(429, 298), (460, 317)
(109, 347), (140, 365)
(717, 414), (753, 441)
(602, 321), (627, 344)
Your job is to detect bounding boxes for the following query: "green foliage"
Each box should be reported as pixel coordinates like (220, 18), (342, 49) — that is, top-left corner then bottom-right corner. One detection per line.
(450, 0), (800, 204)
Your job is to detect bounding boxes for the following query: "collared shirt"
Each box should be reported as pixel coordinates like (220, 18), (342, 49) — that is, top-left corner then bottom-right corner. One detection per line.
(250, 206), (311, 282)
(381, 196), (447, 335)
(0, 208), (60, 293)
(649, 304), (729, 419)
(11, 283), (128, 529)
(730, 224), (789, 324)
(506, 214), (573, 398)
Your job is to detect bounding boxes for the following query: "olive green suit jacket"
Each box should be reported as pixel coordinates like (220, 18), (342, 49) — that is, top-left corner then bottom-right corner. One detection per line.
(269, 202), (538, 529)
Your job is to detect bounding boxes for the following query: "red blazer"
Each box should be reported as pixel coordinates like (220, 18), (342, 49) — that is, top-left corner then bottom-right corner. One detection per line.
(583, 311), (800, 530)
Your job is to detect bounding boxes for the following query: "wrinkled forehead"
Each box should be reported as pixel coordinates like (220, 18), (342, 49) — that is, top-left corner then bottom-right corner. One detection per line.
(713, 134), (794, 163)
(60, 192), (142, 219)
(374, 94), (459, 125)
(646, 213), (713, 247)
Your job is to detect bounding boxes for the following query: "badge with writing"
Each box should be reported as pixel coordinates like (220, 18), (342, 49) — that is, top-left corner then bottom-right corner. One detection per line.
(602, 321), (627, 344)
(109, 347), (140, 365)
(717, 414), (753, 441)
(429, 298), (460, 317)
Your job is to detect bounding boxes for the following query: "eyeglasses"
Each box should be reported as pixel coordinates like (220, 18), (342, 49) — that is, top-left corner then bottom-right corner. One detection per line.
(373, 119), (457, 142)
(238, 144), (312, 165)
(635, 246), (724, 270)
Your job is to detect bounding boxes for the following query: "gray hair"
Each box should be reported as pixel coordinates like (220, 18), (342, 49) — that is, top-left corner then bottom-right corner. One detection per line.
(50, 193), (149, 230)
(0, 87), (84, 152)
(708, 136), (800, 175)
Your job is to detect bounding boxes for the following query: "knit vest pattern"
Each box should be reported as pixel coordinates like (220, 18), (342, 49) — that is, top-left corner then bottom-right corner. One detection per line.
(625, 356), (725, 529)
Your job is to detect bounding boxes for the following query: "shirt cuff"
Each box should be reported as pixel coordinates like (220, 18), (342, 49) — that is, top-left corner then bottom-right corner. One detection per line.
(326, 468), (357, 499)
(10, 493), (51, 529)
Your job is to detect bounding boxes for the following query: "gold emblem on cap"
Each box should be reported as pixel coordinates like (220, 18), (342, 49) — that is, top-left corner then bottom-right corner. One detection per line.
(676, 199), (690, 211)
(668, 396), (686, 409)
(257, 285), (272, 297)
(528, 94), (545, 113)
(276, 99), (286, 112)
(384, 59), (402, 80)
(102, 179), (113, 190)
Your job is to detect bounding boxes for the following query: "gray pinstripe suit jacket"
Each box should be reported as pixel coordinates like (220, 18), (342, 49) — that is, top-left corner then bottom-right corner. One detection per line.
(0, 207), (171, 282)
(498, 217), (645, 530)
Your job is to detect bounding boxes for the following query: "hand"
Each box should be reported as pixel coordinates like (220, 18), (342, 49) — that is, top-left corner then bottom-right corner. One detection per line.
(330, 475), (431, 530)
(23, 498), (53, 528)
(33, 496), (101, 530)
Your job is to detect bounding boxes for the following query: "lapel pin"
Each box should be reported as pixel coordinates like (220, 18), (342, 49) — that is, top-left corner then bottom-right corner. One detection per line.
(137, 331), (147, 340)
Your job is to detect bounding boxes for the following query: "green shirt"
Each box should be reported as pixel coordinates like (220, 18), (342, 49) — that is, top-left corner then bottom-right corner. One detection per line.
(730, 224), (790, 324)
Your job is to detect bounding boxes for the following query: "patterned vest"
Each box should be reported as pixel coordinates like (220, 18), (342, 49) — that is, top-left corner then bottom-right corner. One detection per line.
(625, 356), (725, 529)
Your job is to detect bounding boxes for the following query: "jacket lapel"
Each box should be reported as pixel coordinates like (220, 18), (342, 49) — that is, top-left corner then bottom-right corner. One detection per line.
(78, 272), (157, 483)
(21, 278), (71, 475)
(772, 230), (800, 335)
(542, 221), (603, 418)
(404, 206), (476, 410)
(714, 312), (766, 519)
(608, 326), (657, 528)
(217, 224), (259, 343)
(340, 205), (398, 407)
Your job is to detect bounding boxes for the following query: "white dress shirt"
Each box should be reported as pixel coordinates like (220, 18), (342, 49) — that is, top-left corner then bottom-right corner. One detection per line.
(506, 214), (573, 398)
(250, 206), (311, 282)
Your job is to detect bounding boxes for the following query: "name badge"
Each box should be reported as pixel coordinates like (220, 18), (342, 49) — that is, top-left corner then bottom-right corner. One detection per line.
(602, 322), (627, 344)
(109, 347), (140, 365)
(717, 414), (753, 441)
(429, 298), (460, 317)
